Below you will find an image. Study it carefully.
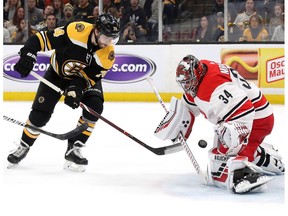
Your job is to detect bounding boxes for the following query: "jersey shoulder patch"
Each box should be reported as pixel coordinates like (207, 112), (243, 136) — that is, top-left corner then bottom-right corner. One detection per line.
(94, 45), (115, 70)
(67, 22), (93, 48)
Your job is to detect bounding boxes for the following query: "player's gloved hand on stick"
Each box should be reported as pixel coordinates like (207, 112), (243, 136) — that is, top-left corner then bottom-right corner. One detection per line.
(64, 85), (83, 109)
(14, 48), (37, 78)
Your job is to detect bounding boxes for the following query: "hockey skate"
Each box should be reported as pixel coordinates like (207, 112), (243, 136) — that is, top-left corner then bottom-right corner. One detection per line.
(232, 167), (273, 194)
(64, 140), (88, 172)
(7, 142), (30, 168)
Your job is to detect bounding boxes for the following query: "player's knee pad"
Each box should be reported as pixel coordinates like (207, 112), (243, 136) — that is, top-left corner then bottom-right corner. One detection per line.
(215, 122), (250, 156)
(29, 109), (52, 127)
(154, 97), (195, 141)
(253, 143), (285, 175)
(82, 96), (103, 122)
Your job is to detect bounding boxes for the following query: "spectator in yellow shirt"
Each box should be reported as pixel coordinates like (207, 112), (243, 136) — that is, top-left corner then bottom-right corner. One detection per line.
(241, 14), (269, 41)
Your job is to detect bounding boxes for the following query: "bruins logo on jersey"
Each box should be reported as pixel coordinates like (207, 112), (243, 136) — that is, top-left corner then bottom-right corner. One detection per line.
(63, 61), (88, 76)
(108, 51), (115, 61)
(75, 23), (85, 32)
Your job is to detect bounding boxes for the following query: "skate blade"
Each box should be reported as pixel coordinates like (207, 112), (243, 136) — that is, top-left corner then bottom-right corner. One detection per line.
(234, 176), (274, 194)
(7, 162), (18, 169)
(63, 160), (86, 172)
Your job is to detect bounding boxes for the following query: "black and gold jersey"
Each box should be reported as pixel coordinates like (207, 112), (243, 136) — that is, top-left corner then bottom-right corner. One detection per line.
(25, 21), (115, 88)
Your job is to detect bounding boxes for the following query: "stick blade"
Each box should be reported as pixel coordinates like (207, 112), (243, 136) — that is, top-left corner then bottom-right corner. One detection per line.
(50, 122), (89, 140)
(153, 143), (184, 155)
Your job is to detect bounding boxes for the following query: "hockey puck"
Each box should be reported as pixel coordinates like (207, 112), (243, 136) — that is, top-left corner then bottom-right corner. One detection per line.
(198, 139), (207, 148)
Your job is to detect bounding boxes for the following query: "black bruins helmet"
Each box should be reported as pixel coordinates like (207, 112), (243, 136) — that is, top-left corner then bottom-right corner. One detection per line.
(95, 14), (120, 39)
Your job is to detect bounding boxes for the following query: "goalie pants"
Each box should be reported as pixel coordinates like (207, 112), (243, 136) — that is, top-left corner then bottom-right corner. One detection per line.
(21, 66), (104, 146)
(238, 114), (274, 161)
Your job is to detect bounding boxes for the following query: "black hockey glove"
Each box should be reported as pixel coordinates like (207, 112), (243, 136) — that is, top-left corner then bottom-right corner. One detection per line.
(64, 85), (84, 109)
(14, 48), (37, 78)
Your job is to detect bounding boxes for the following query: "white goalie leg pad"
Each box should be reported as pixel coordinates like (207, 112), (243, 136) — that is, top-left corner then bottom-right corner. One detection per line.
(208, 148), (230, 189)
(154, 97), (194, 140)
(215, 122), (250, 156)
(253, 143), (285, 175)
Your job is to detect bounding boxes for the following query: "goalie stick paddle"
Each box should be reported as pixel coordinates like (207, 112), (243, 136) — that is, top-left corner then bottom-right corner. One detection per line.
(147, 77), (208, 184)
(29, 71), (183, 155)
(3, 115), (88, 140)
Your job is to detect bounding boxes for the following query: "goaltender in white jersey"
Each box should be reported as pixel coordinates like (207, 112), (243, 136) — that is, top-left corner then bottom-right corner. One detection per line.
(154, 55), (285, 194)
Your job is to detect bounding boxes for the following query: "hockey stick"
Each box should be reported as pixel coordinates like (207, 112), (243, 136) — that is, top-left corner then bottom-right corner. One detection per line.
(3, 115), (88, 140)
(29, 71), (183, 155)
(147, 77), (208, 184)
(80, 102), (183, 155)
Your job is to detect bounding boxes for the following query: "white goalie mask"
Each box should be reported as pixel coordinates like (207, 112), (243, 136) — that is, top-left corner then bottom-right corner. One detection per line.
(176, 55), (207, 97)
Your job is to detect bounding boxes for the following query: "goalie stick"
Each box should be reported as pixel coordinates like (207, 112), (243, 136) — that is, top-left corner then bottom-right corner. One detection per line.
(3, 115), (88, 140)
(29, 71), (183, 155)
(147, 77), (208, 184)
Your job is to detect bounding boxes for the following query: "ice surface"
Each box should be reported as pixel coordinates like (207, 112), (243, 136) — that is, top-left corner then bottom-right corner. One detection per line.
(1, 102), (286, 216)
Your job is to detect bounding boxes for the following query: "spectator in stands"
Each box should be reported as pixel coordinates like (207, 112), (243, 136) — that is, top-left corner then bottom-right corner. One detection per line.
(163, 0), (176, 32)
(11, 19), (28, 43)
(44, 5), (55, 18)
(3, 26), (11, 43)
(120, 0), (147, 39)
(58, 3), (75, 26)
(271, 12), (284, 42)
(39, 13), (58, 31)
(120, 21), (147, 42)
(139, 0), (162, 42)
(4, 6), (25, 35)
(212, 12), (224, 42)
(35, 5), (55, 30)
(103, 0), (118, 14)
(268, 3), (284, 38)
(87, 5), (100, 24)
(210, 0), (225, 29)
(234, 0), (256, 30)
(107, 6), (121, 19)
(4, 0), (22, 21)
(191, 15), (213, 42)
(241, 13), (269, 41)
(255, 0), (276, 27)
(44, 0), (70, 8)
(211, 0), (224, 15)
(28, 0), (44, 27)
(73, 0), (94, 22)
(52, 0), (65, 20)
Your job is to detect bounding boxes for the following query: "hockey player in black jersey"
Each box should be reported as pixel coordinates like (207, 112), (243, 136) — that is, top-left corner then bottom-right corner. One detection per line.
(7, 14), (120, 172)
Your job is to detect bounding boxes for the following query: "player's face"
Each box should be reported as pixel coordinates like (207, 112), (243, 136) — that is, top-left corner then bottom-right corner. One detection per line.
(98, 34), (113, 47)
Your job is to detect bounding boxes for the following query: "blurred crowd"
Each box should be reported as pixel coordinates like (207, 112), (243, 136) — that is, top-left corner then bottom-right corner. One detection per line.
(3, 0), (285, 44)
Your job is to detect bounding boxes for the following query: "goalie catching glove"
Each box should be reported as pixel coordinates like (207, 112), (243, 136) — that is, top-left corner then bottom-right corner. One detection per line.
(154, 97), (195, 141)
(215, 122), (250, 156)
